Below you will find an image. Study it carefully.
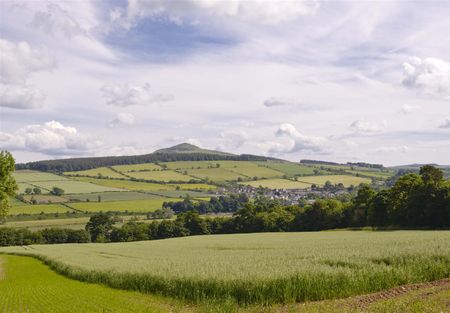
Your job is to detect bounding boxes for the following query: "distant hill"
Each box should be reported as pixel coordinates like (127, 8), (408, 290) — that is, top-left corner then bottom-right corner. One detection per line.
(154, 143), (233, 156)
(16, 143), (268, 172)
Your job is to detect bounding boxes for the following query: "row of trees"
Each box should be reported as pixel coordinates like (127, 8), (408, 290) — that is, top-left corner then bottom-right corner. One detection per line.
(0, 227), (90, 246)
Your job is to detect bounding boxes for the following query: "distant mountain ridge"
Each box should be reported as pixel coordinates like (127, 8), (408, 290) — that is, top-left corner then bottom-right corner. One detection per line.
(16, 143), (268, 172)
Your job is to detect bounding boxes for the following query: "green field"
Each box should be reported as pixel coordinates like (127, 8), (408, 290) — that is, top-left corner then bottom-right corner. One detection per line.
(30, 180), (123, 194)
(298, 175), (371, 187)
(242, 178), (312, 189)
(127, 170), (197, 182)
(112, 163), (163, 172)
(65, 191), (161, 202)
(2, 231), (448, 305)
(8, 204), (73, 215)
(13, 170), (68, 182)
(16, 182), (39, 194)
(23, 194), (68, 204)
(73, 177), (214, 192)
(187, 168), (246, 182)
(0, 254), (448, 313)
(65, 167), (128, 179)
(228, 166), (283, 179)
(0, 255), (187, 313)
(69, 198), (180, 213)
(257, 161), (319, 176)
(162, 161), (217, 170)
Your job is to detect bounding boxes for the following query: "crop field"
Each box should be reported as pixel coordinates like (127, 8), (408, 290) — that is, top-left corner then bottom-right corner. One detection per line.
(126, 170), (196, 182)
(65, 167), (128, 179)
(2, 231), (448, 305)
(30, 180), (123, 194)
(256, 161), (319, 176)
(162, 161), (218, 170)
(0, 217), (91, 230)
(69, 198), (180, 213)
(65, 191), (160, 202)
(8, 204), (73, 215)
(149, 190), (212, 199)
(0, 254), (449, 313)
(13, 170), (68, 182)
(22, 195), (68, 204)
(298, 175), (372, 187)
(0, 255), (190, 313)
(346, 170), (393, 179)
(73, 177), (214, 192)
(187, 168), (247, 182)
(228, 166), (284, 179)
(242, 178), (312, 189)
(112, 163), (163, 172)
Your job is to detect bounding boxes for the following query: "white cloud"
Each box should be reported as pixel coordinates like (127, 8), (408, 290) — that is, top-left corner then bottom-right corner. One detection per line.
(0, 84), (45, 109)
(350, 119), (385, 134)
(120, 0), (319, 27)
(263, 97), (312, 109)
(438, 117), (450, 129)
(271, 123), (327, 154)
(0, 38), (55, 109)
(376, 146), (409, 153)
(0, 38), (56, 83)
(108, 112), (136, 128)
(0, 121), (101, 155)
(218, 130), (249, 149)
(402, 57), (450, 99)
(101, 82), (173, 107)
(399, 104), (420, 114)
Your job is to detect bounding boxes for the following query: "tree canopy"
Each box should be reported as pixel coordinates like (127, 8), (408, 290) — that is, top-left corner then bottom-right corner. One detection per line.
(0, 151), (18, 220)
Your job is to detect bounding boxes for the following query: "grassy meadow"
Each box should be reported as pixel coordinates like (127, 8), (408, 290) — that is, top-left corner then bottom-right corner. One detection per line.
(65, 167), (128, 179)
(2, 231), (448, 305)
(69, 198), (181, 213)
(242, 178), (312, 189)
(8, 204), (74, 215)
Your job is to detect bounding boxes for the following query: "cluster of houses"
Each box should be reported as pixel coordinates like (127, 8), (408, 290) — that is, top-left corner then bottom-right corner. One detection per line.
(215, 184), (351, 205)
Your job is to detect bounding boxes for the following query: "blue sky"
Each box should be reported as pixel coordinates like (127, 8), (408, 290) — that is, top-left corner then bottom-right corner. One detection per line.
(0, 0), (449, 165)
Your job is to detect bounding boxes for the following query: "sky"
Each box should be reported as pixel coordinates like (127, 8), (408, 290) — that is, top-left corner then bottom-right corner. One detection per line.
(0, 0), (449, 166)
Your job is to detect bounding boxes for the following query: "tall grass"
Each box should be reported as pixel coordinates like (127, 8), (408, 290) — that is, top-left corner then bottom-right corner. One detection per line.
(1, 231), (449, 305)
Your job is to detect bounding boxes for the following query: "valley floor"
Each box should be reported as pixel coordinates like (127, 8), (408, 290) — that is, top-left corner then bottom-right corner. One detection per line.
(0, 254), (448, 313)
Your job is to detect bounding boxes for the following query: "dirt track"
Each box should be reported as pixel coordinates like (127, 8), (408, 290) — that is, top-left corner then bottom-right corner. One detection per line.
(348, 278), (450, 309)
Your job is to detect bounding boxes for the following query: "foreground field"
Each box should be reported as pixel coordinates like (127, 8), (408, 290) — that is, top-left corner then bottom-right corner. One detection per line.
(2, 231), (449, 305)
(0, 254), (449, 313)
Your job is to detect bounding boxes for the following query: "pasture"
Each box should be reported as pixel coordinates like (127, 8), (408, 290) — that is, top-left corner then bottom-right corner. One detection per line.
(187, 168), (247, 182)
(13, 170), (68, 182)
(256, 161), (320, 176)
(242, 178), (312, 189)
(30, 180), (123, 194)
(65, 191), (161, 202)
(8, 204), (73, 215)
(69, 198), (180, 213)
(2, 231), (448, 305)
(73, 177), (214, 192)
(126, 170), (196, 182)
(112, 163), (163, 172)
(65, 167), (128, 179)
(298, 175), (371, 187)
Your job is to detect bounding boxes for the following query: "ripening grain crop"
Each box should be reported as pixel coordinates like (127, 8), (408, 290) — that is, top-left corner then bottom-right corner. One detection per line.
(1, 231), (449, 305)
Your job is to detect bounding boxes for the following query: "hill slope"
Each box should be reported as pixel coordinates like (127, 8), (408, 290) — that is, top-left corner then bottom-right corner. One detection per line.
(16, 143), (268, 172)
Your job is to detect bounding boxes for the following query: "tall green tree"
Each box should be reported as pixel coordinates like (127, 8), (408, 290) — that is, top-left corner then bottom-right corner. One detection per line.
(0, 151), (18, 220)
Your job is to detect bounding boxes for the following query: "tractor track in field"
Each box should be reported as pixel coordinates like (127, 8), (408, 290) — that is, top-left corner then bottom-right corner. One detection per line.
(346, 278), (450, 309)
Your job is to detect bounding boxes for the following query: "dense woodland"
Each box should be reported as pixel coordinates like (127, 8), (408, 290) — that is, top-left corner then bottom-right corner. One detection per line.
(1, 165), (448, 246)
